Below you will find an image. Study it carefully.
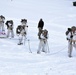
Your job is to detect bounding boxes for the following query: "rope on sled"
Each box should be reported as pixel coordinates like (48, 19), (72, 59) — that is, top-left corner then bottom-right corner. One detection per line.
(48, 45), (67, 55)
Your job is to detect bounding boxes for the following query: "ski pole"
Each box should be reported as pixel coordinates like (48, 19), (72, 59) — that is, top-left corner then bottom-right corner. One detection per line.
(28, 39), (32, 53)
(47, 40), (50, 53)
(24, 35), (26, 45)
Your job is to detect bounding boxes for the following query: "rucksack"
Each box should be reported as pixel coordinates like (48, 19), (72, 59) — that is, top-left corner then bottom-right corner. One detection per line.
(16, 25), (25, 34)
(65, 28), (72, 35)
(5, 20), (13, 30)
(43, 29), (48, 39)
(65, 31), (69, 35)
(21, 19), (27, 24)
(16, 25), (21, 34)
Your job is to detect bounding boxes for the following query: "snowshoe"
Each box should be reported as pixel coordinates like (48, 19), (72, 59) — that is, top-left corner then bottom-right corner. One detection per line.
(18, 43), (23, 45)
(68, 55), (72, 58)
(37, 51), (40, 54)
(42, 50), (45, 52)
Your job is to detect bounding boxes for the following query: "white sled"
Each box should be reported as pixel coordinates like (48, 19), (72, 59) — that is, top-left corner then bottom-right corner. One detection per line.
(0, 31), (6, 38)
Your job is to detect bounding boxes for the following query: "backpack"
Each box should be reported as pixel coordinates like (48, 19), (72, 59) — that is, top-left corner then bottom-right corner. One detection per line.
(5, 20), (13, 30)
(43, 29), (48, 39)
(16, 25), (21, 34)
(0, 15), (5, 22)
(16, 25), (26, 34)
(21, 19), (27, 24)
(0, 15), (5, 19)
(65, 31), (69, 35)
(65, 28), (72, 35)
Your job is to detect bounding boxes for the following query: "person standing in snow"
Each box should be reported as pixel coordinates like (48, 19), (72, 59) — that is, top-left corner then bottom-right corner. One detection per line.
(16, 19), (28, 45)
(66, 28), (73, 57)
(38, 18), (44, 39)
(37, 29), (48, 54)
(71, 26), (76, 44)
(71, 26), (76, 49)
(5, 20), (14, 38)
(0, 15), (5, 33)
(66, 26), (76, 57)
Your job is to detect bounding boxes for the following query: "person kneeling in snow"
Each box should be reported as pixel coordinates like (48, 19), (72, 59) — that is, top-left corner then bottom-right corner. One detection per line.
(5, 20), (14, 38)
(37, 29), (48, 54)
(16, 19), (28, 45)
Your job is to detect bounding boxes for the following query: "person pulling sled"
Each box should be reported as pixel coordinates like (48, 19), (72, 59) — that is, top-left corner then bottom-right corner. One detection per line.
(66, 26), (76, 57)
(16, 19), (28, 45)
(37, 29), (49, 54)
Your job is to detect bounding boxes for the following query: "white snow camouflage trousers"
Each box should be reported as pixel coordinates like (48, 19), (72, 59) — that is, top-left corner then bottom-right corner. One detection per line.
(0, 22), (5, 31)
(18, 29), (27, 45)
(68, 40), (76, 57)
(68, 40), (73, 57)
(37, 39), (47, 53)
(7, 29), (14, 38)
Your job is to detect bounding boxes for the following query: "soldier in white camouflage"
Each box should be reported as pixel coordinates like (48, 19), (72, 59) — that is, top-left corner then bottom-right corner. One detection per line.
(37, 29), (48, 54)
(66, 26), (76, 57)
(16, 19), (28, 45)
(0, 15), (5, 32)
(5, 20), (14, 38)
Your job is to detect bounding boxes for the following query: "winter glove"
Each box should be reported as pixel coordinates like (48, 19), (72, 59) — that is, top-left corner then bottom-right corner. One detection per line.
(39, 36), (41, 39)
(24, 32), (26, 34)
(70, 35), (73, 38)
(2, 21), (4, 23)
(45, 36), (48, 39)
(66, 38), (69, 40)
(26, 26), (28, 27)
(44, 40), (46, 44)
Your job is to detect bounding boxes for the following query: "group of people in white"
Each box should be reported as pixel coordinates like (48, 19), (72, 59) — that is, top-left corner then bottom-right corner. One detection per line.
(66, 26), (76, 57)
(1, 15), (76, 56)
(0, 15), (49, 54)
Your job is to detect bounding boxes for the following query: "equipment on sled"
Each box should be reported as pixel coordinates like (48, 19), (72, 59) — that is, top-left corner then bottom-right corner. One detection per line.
(0, 30), (6, 38)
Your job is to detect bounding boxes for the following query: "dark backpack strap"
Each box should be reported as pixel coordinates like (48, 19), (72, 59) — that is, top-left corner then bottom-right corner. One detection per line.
(65, 31), (69, 35)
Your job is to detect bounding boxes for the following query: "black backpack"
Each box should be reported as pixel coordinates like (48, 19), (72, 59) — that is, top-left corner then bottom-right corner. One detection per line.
(43, 29), (48, 39)
(16, 25), (21, 34)
(65, 28), (71, 35)
(16, 25), (25, 34)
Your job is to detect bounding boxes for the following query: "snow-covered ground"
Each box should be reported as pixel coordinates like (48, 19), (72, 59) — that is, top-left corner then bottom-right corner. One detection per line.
(0, 0), (76, 75)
